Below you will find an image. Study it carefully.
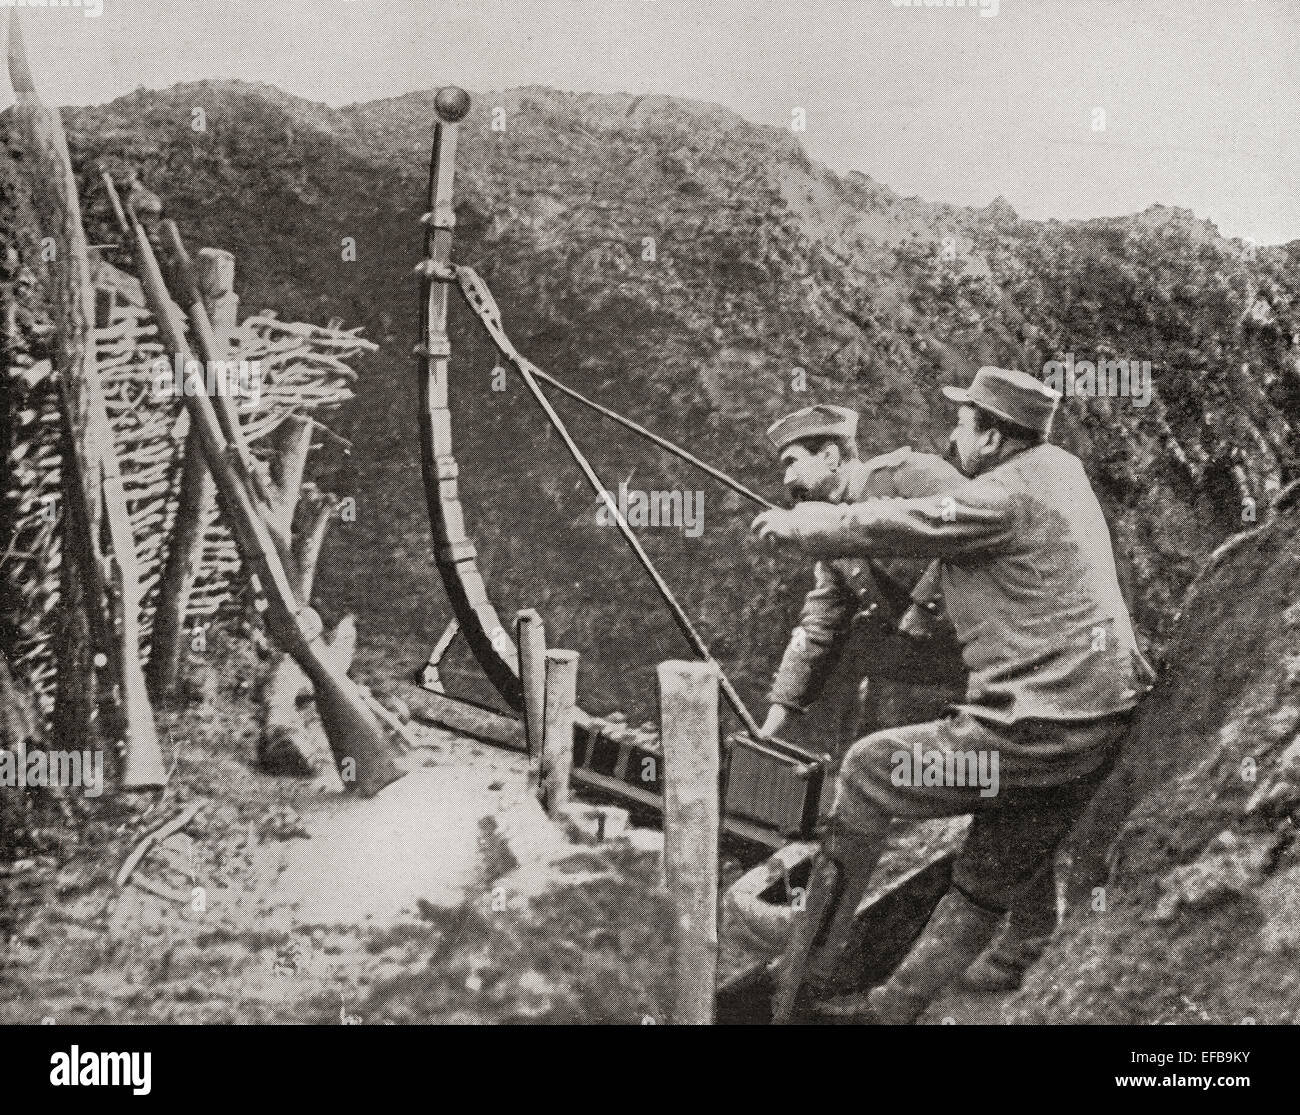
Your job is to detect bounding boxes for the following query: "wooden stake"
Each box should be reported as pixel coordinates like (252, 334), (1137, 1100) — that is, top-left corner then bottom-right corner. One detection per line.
(540, 650), (578, 817)
(147, 429), (215, 698)
(406, 688), (524, 750)
(515, 609), (546, 775)
(147, 248), (232, 696)
(196, 248), (239, 335)
(657, 659), (720, 1025)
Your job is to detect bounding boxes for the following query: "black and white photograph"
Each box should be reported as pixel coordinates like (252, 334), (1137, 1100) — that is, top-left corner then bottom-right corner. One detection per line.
(0, 0), (1295, 1086)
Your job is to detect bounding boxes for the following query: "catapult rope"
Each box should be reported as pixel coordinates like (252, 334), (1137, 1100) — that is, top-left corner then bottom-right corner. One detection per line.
(440, 261), (788, 748)
(522, 363), (776, 512)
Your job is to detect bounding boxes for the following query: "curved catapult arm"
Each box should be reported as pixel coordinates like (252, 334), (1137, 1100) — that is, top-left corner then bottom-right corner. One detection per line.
(417, 87), (524, 711)
(414, 89), (827, 847)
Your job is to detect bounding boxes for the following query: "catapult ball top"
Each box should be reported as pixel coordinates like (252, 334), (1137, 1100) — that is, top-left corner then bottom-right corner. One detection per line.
(435, 86), (471, 123)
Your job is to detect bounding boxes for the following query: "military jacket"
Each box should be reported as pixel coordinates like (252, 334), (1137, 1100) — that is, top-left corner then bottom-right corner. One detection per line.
(780, 443), (1155, 728)
(767, 448), (961, 713)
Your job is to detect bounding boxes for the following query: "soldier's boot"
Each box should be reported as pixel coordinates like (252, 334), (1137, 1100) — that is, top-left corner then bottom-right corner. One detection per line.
(804, 821), (891, 992)
(961, 855), (1057, 992)
(865, 888), (1003, 1024)
(771, 817), (888, 1023)
(959, 919), (1052, 992)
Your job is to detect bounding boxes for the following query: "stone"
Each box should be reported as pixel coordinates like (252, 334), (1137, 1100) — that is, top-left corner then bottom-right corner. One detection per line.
(1257, 866), (1300, 954)
(1150, 831), (1277, 923)
(557, 803), (630, 845)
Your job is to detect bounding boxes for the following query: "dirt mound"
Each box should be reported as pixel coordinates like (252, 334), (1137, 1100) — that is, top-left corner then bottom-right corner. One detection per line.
(36, 81), (1295, 725)
(1005, 492), (1300, 1024)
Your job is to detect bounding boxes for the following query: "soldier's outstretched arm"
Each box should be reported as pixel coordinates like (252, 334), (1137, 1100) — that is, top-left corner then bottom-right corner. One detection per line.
(774, 477), (1016, 561)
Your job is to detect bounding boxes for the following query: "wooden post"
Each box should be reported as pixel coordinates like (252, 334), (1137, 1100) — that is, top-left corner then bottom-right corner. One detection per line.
(268, 416), (313, 546)
(196, 248), (239, 334)
(657, 659), (720, 1025)
(147, 250), (230, 696)
(515, 609), (546, 776)
(539, 649), (578, 817)
(7, 13), (163, 786)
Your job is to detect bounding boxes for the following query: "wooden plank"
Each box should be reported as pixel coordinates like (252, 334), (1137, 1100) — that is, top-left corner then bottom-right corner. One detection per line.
(658, 660), (721, 1024)
(403, 692), (803, 849)
(569, 766), (783, 849)
(540, 650), (578, 817)
(578, 720), (599, 768)
(405, 687), (525, 749)
(515, 609), (546, 772)
(611, 737), (634, 781)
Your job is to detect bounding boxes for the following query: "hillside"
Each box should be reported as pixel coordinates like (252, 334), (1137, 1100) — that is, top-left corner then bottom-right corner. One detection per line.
(48, 80), (1298, 724)
(1010, 490), (1300, 1024)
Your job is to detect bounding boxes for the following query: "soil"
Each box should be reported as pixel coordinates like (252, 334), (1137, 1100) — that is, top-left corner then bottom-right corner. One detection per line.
(0, 629), (682, 1025)
(0, 625), (971, 1026)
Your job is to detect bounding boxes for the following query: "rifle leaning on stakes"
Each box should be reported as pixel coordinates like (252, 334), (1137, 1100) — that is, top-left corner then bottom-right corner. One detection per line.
(155, 219), (301, 583)
(156, 220), (281, 523)
(6, 13), (166, 788)
(102, 173), (404, 797)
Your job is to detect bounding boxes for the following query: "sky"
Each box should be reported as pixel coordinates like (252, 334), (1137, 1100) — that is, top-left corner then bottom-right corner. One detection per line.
(6, 0), (1299, 244)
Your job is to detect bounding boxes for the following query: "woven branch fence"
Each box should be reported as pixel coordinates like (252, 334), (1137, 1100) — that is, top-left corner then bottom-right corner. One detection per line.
(1, 251), (374, 720)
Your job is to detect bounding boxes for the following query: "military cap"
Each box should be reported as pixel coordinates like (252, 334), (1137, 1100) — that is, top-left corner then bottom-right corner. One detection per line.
(942, 366), (1061, 439)
(766, 404), (859, 453)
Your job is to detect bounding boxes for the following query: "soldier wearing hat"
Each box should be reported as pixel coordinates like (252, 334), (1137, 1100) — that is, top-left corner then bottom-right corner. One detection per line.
(758, 403), (965, 745)
(752, 367), (1154, 1023)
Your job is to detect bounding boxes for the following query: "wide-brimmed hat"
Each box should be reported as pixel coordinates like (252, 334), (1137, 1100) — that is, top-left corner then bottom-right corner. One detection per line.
(942, 366), (1060, 438)
(766, 404), (859, 453)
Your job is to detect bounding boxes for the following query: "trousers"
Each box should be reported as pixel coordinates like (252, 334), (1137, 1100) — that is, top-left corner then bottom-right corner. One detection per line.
(832, 709), (1129, 912)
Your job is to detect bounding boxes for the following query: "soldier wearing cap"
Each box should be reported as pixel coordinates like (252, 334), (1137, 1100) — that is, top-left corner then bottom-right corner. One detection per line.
(752, 367), (1154, 1023)
(759, 403), (965, 744)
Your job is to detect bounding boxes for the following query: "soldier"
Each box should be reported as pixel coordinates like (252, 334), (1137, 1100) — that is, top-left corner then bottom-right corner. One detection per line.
(758, 403), (966, 747)
(754, 401), (1062, 994)
(752, 367), (1154, 1022)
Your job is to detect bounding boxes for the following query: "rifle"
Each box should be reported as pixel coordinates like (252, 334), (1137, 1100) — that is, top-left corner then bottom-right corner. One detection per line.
(156, 219), (282, 524)
(7, 14), (165, 788)
(102, 172), (404, 797)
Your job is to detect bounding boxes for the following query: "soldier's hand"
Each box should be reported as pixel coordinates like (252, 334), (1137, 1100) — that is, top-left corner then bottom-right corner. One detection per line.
(751, 509), (799, 548)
